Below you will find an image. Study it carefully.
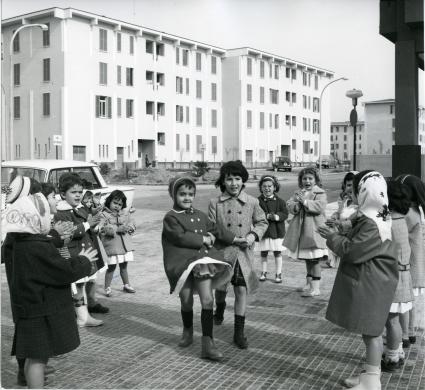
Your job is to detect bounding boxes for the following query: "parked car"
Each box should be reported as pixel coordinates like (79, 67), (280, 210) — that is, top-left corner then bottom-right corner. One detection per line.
(316, 155), (337, 169)
(1, 160), (134, 210)
(272, 156), (292, 172)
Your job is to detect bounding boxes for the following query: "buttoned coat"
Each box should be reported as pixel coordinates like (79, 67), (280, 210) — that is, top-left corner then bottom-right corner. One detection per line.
(325, 215), (398, 336)
(258, 195), (288, 239)
(208, 190), (268, 294)
(405, 207), (425, 288)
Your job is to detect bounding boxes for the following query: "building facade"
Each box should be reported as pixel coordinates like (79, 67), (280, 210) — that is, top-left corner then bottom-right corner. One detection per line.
(2, 8), (334, 167)
(330, 121), (365, 162)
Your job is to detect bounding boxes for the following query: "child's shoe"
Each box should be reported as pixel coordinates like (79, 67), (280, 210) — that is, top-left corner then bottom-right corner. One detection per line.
(75, 305), (103, 327)
(178, 327), (193, 347)
(301, 280), (320, 297)
(381, 358), (400, 372)
(275, 273), (282, 283)
(402, 338), (410, 348)
(296, 276), (312, 292)
(88, 303), (109, 314)
(123, 284), (136, 293)
(409, 335), (416, 344)
(105, 287), (112, 297)
(259, 272), (267, 282)
(201, 336), (223, 361)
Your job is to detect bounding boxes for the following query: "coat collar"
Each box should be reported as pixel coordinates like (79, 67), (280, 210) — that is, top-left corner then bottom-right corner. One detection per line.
(309, 185), (325, 195)
(219, 190), (248, 204)
(56, 200), (83, 211)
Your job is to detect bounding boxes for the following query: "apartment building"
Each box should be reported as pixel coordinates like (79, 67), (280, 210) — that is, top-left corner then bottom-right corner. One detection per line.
(2, 7), (334, 167)
(222, 48), (334, 166)
(330, 121), (365, 162)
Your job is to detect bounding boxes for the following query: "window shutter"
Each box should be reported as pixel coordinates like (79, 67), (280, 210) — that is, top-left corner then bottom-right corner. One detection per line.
(107, 97), (112, 118)
(95, 96), (100, 117)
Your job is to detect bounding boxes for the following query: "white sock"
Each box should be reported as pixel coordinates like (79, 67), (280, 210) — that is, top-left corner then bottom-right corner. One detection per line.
(261, 257), (268, 273)
(275, 255), (282, 274)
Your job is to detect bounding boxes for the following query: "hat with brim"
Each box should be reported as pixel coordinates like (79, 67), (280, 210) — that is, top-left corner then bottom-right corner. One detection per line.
(5, 175), (31, 204)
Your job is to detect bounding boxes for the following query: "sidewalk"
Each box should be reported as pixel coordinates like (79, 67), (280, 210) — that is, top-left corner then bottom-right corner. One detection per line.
(1, 204), (423, 389)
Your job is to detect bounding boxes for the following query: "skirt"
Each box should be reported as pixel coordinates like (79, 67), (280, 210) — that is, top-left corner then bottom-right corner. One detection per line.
(288, 247), (328, 260)
(106, 251), (134, 265)
(389, 302), (413, 314)
(256, 238), (286, 252)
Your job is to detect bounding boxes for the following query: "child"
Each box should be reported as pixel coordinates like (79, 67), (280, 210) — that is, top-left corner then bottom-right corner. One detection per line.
(2, 180), (98, 388)
(54, 173), (108, 327)
(256, 175), (288, 283)
(326, 171), (358, 268)
(284, 167), (328, 297)
(318, 170), (398, 389)
(209, 161), (268, 349)
(99, 190), (136, 297)
(395, 174), (425, 347)
(162, 176), (233, 361)
(81, 191), (102, 215)
(382, 180), (413, 372)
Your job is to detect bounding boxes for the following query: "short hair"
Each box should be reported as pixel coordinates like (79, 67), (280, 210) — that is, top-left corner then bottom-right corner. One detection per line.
(104, 190), (127, 210)
(298, 167), (322, 188)
(168, 176), (196, 199)
(40, 182), (56, 198)
(29, 178), (42, 195)
(341, 171), (356, 191)
(387, 180), (411, 215)
(258, 175), (280, 193)
(58, 172), (83, 193)
(215, 161), (249, 192)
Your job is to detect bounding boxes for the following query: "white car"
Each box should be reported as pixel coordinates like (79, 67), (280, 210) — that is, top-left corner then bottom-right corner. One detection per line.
(1, 160), (134, 209)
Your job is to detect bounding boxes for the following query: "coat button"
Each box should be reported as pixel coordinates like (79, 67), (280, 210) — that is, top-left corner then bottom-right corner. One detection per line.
(195, 229), (198, 233)
(238, 211), (242, 214)
(197, 218), (200, 221)
(205, 250), (208, 254)
(200, 229), (203, 233)
(228, 210), (231, 214)
(238, 224), (242, 227)
(191, 218), (194, 222)
(227, 223), (231, 227)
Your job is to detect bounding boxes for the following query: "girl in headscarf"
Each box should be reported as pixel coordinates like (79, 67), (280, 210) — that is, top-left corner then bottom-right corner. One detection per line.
(318, 170), (398, 390)
(1, 176), (98, 388)
(395, 174), (425, 347)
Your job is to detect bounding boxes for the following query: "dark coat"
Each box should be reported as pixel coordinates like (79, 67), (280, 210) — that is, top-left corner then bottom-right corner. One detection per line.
(258, 195), (288, 239)
(2, 233), (93, 359)
(325, 215), (398, 336)
(162, 208), (232, 294)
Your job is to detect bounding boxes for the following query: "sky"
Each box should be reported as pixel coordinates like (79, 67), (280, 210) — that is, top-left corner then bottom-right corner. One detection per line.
(2, 0), (424, 122)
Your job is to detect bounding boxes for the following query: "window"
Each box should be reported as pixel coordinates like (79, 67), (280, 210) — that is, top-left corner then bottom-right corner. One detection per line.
(274, 114), (279, 129)
(303, 140), (310, 154)
(176, 134), (180, 151)
(146, 70), (153, 83)
(260, 112), (265, 129)
(270, 89), (279, 104)
(285, 115), (290, 126)
(116, 32), (121, 52)
(146, 40), (154, 53)
(99, 62), (107, 85)
(43, 23), (50, 47)
(313, 119), (319, 133)
(186, 106), (189, 123)
(126, 99), (133, 118)
(292, 116), (297, 127)
(274, 64), (279, 79)
(117, 65), (122, 84)
(247, 110), (252, 128)
(211, 109), (217, 128)
(303, 117), (307, 131)
(292, 139), (296, 150)
(392, 118), (395, 128)
(260, 61), (265, 78)
(303, 95), (307, 109)
(313, 98), (320, 112)
(211, 136), (217, 154)
(186, 78), (190, 95)
(211, 56), (217, 74)
(285, 91), (290, 102)
(291, 93), (297, 103)
(269, 113), (272, 128)
(247, 84), (252, 102)
(314, 75), (318, 90)
(13, 31), (20, 52)
(291, 69), (296, 80)
(314, 141), (318, 156)
(303, 72), (308, 86)
(286, 68), (290, 78)
(196, 52), (202, 71)
(117, 98), (122, 117)
(95, 95), (112, 118)
(344, 144), (347, 150)
(156, 43), (164, 56)
(13, 96), (20, 119)
(211, 83), (217, 101)
(176, 77), (183, 94)
(344, 127), (347, 133)
(182, 49), (189, 66)
(99, 29), (107, 51)
(247, 57), (252, 76)
(13, 63), (20, 86)
(157, 132), (165, 145)
(176, 48), (180, 64)
(330, 135), (333, 141)
(73, 146), (86, 162)
(186, 134), (190, 151)
(344, 135), (347, 141)
(196, 107), (202, 126)
(196, 135), (203, 153)
(129, 36), (134, 55)
(390, 104), (394, 114)
(260, 87), (265, 104)
(43, 58), (50, 82)
(176, 105), (184, 122)
(157, 102), (165, 116)
(125, 67), (133, 86)
(269, 63), (273, 78)
(196, 80), (202, 99)
(43, 93), (50, 116)
(156, 73), (165, 86)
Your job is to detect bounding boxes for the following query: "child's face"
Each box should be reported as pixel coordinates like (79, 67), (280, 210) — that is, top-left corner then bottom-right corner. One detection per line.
(345, 180), (354, 195)
(63, 184), (83, 208)
(261, 180), (275, 197)
(82, 196), (93, 208)
(175, 185), (195, 210)
(224, 174), (243, 196)
(46, 192), (58, 214)
(110, 197), (124, 212)
(301, 173), (316, 190)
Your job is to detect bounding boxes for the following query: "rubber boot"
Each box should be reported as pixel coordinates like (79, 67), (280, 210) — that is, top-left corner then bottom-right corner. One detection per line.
(296, 275), (312, 292)
(178, 327), (193, 347)
(201, 336), (223, 361)
(75, 305), (103, 327)
(233, 315), (248, 349)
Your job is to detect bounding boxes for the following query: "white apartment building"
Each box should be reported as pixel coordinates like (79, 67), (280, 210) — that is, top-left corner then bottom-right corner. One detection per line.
(330, 121), (365, 162)
(222, 48), (334, 166)
(2, 8), (334, 167)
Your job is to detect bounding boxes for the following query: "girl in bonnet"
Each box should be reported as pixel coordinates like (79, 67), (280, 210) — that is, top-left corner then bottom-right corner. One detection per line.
(318, 171), (398, 390)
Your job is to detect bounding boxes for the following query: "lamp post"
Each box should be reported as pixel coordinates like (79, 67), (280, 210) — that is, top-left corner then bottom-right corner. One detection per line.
(9, 23), (48, 160)
(345, 88), (363, 171)
(318, 77), (348, 176)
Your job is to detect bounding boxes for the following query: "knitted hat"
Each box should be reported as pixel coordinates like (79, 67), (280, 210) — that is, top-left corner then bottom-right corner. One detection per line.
(168, 176), (196, 200)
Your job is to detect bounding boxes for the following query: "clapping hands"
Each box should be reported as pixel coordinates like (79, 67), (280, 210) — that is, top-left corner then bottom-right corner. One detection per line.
(87, 213), (101, 228)
(317, 225), (332, 239)
(295, 191), (305, 204)
(53, 221), (75, 240)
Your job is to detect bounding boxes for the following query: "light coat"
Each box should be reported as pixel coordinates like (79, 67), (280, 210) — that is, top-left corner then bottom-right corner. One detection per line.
(405, 207), (425, 288)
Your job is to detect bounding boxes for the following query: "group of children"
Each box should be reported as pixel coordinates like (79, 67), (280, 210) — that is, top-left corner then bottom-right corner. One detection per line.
(2, 161), (425, 390)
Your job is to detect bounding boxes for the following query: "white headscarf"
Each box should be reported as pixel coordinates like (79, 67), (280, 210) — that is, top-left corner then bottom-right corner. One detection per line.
(2, 193), (51, 236)
(357, 171), (392, 241)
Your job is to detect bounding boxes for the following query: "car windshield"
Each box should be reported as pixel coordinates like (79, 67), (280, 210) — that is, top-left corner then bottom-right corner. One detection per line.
(1, 167), (46, 184)
(48, 167), (102, 190)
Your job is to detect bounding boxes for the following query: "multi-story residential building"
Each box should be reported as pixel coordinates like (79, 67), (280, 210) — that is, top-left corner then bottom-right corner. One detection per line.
(363, 99), (425, 155)
(330, 121), (365, 162)
(222, 48), (334, 166)
(2, 8), (334, 167)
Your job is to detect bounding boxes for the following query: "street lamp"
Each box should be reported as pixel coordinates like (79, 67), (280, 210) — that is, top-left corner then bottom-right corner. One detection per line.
(345, 88), (363, 170)
(8, 23), (48, 160)
(318, 77), (348, 176)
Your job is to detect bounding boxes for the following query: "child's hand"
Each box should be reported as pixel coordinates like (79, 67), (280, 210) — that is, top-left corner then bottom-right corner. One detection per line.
(295, 192), (305, 204)
(126, 225), (135, 234)
(203, 235), (212, 247)
(101, 225), (115, 237)
(88, 213), (101, 227)
(318, 226), (332, 239)
(245, 233), (256, 248)
(79, 247), (98, 263)
(53, 221), (74, 238)
(325, 218), (337, 228)
(207, 232), (216, 246)
(233, 237), (248, 248)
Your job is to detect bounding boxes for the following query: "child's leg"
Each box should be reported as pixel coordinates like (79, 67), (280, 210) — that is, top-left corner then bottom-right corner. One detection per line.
(24, 358), (47, 389)
(233, 285), (248, 349)
(119, 262), (130, 285)
(408, 303), (416, 338)
(178, 277), (194, 347)
(274, 251), (283, 282)
(301, 260), (320, 296)
(234, 285), (247, 316)
(363, 334), (383, 366)
(297, 261), (312, 292)
(213, 287), (227, 325)
(399, 310), (410, 342)
(260, 251), (268, 273)
(383, 313), (402, 370)
(104, 264), (116, 289)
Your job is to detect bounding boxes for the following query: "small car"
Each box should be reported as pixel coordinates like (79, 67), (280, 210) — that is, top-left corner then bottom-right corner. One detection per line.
(316, 155), (337, 169)
(272, 156), (292, 172)
(1, 160), (134, 210)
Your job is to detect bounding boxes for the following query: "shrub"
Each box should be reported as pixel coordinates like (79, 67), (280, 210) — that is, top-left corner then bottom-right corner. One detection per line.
(99, 162), (111, 176)
(192, 161), (210, 177)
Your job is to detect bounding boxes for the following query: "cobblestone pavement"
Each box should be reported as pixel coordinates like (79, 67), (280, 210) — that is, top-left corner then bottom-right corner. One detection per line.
(1, 203), (424, 389)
